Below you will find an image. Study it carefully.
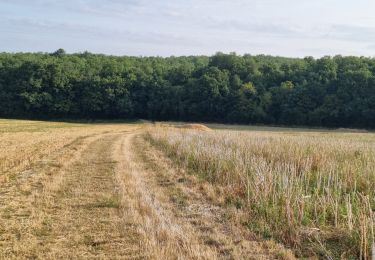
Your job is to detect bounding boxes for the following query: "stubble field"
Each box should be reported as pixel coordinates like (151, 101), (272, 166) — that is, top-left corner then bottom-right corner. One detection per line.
(0, 119), (374, 259)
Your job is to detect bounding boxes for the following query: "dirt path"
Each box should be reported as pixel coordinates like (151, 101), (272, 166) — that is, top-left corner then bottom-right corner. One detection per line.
(0, 128), (293, 259)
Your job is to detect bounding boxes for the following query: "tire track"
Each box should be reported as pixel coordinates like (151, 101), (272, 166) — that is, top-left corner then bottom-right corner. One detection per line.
(1, 126), (292, 259)
(126, 133), (295, 260)
(113, 132), (218, 259)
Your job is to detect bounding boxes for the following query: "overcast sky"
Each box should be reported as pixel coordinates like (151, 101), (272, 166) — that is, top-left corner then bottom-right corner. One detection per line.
(1, 0), (375, 57)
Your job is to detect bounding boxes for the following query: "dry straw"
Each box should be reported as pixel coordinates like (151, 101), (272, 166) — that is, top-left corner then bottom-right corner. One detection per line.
(145, 126), (375, 259)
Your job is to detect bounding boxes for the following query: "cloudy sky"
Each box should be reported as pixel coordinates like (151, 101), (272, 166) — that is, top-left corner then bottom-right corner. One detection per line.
(1, 0), (375, 57)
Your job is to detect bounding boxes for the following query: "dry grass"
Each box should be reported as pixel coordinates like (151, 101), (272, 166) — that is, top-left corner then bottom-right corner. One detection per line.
(133, 134), (295, 259)
(0, 119), (131, 179)
(114, 132), (220, 259)
(1, 119), (290, 259)
(175, 124), (212, 132)
(4, 119), (371, 259)
(145, 126), (375, 259)
(0, 120), (142, 258)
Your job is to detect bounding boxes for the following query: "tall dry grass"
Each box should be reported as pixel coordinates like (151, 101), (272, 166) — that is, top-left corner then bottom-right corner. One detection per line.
(145, 127), (375, 259)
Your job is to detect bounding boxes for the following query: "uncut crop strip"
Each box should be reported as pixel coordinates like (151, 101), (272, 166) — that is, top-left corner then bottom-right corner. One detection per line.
(145, 127), (375, 259)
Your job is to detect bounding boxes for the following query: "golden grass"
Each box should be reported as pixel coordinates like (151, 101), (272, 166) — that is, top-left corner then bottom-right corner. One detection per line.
(0, 120), (133, 179)
(0, 120), (142, 258)
(133, 134), (295, 259)
(114, 133), (221, 259)
(145, 126), (375, 259)
(1, 119), (294, 259)
(4, 119), (372, 259)
(175, 124), (212, 132)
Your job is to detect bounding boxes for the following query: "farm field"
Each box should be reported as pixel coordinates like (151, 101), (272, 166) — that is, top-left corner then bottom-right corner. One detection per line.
(0, 119), (374, 259)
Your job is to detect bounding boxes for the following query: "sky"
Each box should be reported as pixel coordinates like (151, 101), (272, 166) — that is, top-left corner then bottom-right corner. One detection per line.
(1, 0), (375, 57)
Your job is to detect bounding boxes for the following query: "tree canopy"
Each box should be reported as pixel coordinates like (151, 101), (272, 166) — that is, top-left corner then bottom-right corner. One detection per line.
(1, 50), (375, 128)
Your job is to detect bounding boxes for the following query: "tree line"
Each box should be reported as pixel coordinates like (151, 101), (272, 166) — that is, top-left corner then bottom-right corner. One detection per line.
(1, 49), (375, 128)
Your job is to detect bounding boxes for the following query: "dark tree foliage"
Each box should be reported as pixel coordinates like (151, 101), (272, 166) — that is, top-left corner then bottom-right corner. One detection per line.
(1, 50), (375, 128)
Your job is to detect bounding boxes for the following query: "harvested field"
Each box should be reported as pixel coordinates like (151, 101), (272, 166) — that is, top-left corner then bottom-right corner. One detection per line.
(0, 119), (296, 259)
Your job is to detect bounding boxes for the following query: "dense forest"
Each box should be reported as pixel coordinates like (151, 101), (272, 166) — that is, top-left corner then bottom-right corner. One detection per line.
(1, 49), (375, 128)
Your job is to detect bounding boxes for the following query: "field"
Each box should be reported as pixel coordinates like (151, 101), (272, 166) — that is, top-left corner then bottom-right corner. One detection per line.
(0, 119), (374, 259)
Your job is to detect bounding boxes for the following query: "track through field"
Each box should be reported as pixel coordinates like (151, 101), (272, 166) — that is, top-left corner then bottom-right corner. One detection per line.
(0, 124), (291, 259)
